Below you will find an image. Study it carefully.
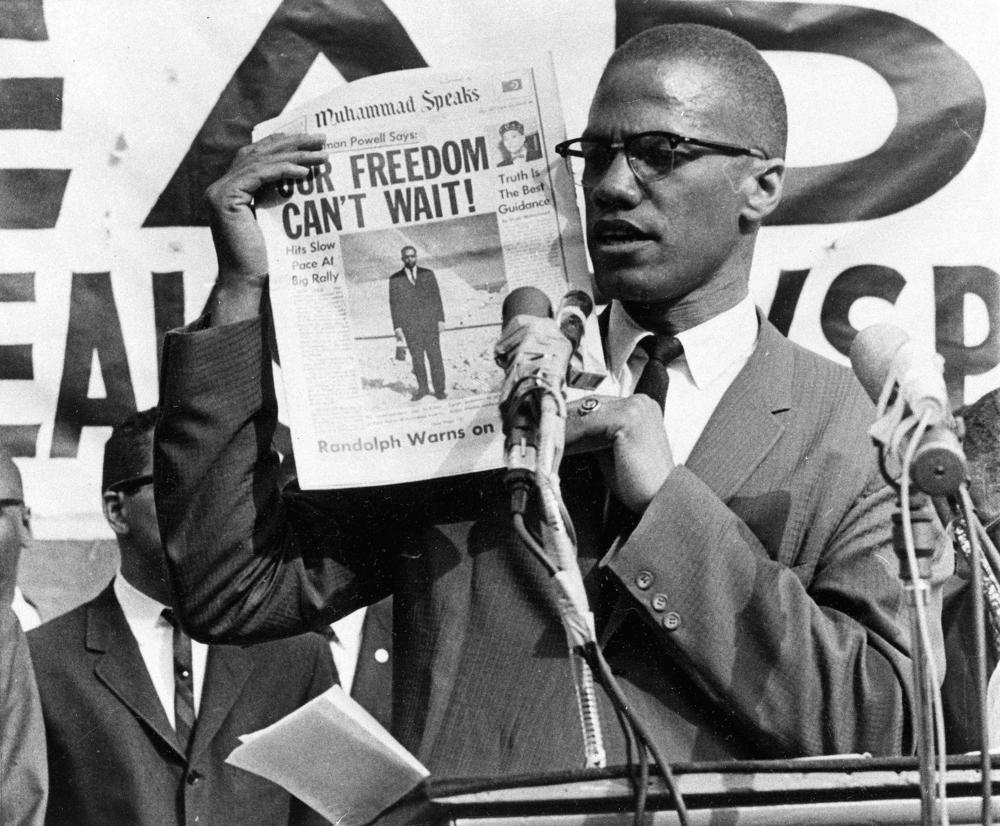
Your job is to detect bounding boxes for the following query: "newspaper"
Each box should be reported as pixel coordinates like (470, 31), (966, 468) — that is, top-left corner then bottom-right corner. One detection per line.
(253, 55), (599, 489)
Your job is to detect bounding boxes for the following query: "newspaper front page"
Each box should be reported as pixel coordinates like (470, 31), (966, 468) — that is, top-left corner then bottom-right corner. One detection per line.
(253, 56), (596, 488)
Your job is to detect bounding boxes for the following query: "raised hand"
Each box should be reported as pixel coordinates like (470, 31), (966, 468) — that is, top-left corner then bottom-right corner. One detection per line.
(204, 133), (328, 325)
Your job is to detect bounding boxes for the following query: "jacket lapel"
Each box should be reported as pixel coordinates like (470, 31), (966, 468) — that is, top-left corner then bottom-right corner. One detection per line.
(89, 585), (185, 760)
(187, 644), (254, 762)
(685, 316), (793, 500)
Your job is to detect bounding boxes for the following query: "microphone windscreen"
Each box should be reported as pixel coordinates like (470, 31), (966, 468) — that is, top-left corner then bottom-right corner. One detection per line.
(849, 323), (909, 405)
(502, 286), (552, 327)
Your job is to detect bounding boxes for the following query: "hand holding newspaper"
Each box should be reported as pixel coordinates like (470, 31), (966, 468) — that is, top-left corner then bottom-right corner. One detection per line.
(253, 56), (601, 489)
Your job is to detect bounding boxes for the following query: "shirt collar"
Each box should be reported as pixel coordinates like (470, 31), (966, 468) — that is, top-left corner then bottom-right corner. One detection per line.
(606, 294), (758, 390)
(113, 572), (170, 631)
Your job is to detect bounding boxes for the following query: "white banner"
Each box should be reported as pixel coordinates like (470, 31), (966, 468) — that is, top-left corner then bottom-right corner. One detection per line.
(2, 0), (999, 536)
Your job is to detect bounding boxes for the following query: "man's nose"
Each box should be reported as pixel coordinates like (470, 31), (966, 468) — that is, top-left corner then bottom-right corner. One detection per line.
(588, 151), (642, 207)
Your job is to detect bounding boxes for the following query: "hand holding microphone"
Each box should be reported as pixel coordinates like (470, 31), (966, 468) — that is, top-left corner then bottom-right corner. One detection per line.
(495, 287), (574, 486)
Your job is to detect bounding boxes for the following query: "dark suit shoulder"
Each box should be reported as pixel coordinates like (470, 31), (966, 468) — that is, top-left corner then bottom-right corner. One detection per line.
(26, 599), (89, 657)
(788, 338), (874, 415)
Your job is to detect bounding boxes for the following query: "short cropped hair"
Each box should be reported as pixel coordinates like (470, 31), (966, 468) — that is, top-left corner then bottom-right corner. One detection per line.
(102, 407), (158, 492)
(604, 23), (787, 158)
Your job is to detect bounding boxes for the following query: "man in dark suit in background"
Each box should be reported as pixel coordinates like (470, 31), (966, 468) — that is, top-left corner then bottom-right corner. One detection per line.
(0, 449), (46, 826)
(389, 246), (447, 400)
(28, 408), (335, 825)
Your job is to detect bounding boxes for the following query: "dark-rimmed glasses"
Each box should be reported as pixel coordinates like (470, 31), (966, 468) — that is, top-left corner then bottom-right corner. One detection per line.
(554, 131), (767, 189)
(107, 474), (153, 495)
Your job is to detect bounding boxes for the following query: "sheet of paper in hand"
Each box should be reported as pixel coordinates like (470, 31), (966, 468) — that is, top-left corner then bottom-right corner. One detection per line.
(227, 684), (429, 825)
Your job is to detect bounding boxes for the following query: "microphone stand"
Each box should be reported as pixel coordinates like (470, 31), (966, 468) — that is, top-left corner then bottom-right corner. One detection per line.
(893, 485), (940, 826)
(875, 404), (957, 826)
(503, 366), (606, 769)
(952, 486), (996, 826)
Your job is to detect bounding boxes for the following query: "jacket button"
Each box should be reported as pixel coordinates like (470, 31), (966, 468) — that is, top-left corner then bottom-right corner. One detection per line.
(187, 770), (202, 785)
(651, 593), (668, 612)
(662, 611), (681, 631)
(374, 648), (389, 664)
(635, 571), (654, 590)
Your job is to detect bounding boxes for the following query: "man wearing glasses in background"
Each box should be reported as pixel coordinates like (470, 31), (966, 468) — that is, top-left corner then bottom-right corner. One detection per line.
(155, 23), (951, 774)
(0, 449), (46, 826)
(29, 408), (335, 825)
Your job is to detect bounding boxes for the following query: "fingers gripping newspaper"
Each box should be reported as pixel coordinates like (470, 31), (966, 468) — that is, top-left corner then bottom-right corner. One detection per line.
(253, 56), (598, 489)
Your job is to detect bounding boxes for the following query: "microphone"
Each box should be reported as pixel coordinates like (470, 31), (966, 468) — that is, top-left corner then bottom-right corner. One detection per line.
(849, 323), (966, 495)
(556, 290), (592, 351)
(498, 287), (560, 483)
(557, 291), (604, 390)
(502, 284), (553, 329)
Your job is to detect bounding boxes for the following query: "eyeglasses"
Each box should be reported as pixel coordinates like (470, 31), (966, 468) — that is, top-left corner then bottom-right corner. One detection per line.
(553, 131), (767, 189)
(107, 474), (153, 495)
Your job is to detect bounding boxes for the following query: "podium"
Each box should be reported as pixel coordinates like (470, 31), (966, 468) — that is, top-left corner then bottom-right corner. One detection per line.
(378, 755), (1000, 825)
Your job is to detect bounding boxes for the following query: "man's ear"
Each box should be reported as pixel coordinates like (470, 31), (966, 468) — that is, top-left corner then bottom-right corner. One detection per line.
(739, 157), (785, 230)
(102, 491), (129, 536)
(19, 505), (31, 540)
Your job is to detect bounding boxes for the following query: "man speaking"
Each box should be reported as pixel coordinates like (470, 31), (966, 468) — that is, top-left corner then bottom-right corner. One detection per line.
(156, 23), (951, 775)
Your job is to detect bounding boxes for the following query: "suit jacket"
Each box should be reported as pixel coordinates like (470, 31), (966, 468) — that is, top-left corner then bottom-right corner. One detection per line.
(155, 314), (951, 776)
(352, 597), (393, 731)
(388, 267), (443, 339)
(1, 608), (46, 826)
(28, 584), (335, 826)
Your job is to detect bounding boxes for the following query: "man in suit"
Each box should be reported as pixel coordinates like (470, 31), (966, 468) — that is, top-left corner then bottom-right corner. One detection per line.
(940, 387), (1000, 751)
(28, 408), (336, 825)
(155, 23), (951, 775)
(0, 449), (46, 826)
(496, 120), (543, 167)
(326, 597), (393, 731)
(389, 246), (447, 401)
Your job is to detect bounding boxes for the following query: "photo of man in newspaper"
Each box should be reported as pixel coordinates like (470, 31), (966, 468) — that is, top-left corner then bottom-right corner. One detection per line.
(495, 120), (543, 167)
(342, 216), (507, 409)
(389, 247), (447, 401)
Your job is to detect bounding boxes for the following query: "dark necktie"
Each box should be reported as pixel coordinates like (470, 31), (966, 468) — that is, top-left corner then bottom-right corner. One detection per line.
(633, 334), (684, 410)
(161, 608), (195, 755)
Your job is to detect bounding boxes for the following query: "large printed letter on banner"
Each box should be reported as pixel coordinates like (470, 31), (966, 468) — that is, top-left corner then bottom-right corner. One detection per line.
(145, 0), (426, 227)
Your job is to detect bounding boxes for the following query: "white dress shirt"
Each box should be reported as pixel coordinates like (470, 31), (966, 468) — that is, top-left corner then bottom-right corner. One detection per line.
(327, 607), (367, 694)
(113, 574), (208, 727)
(602, 295), (759, 464)
(11, 586), (41, 631)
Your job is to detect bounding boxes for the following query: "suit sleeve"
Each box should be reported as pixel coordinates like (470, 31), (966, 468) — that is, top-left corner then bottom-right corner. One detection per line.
(388, 275), (402, 333)
(607, 386), (951, 757)
(0, 610), (47, 826)
(155, 317), (395, 644)
(427, 270), (444, 323)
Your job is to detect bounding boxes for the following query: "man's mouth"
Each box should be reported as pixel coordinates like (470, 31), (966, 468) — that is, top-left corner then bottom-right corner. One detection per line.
(590, 219), (654, 249)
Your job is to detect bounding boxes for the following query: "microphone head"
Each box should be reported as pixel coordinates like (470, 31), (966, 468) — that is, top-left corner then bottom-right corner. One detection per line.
(502, 286), (552, 327)
(558, 290), (594, 317)
(849, 323), (909, 405)
(556, 290), (594, 349)
(850, 322), (949, 421)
